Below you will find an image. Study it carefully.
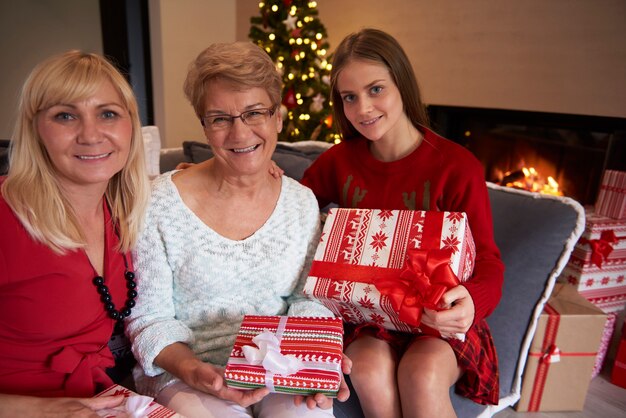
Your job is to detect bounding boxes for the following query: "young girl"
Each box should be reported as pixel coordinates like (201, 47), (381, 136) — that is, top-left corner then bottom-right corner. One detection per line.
(301, 28), (504, 418)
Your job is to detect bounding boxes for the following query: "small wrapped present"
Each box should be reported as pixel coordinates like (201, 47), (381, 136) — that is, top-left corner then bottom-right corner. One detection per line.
(304, 208), (475, 334)
(224, 315), (343, 396)
(516, 284), (607, 412)
(94, 384), (182, 417)
(595, 169), (626, 220)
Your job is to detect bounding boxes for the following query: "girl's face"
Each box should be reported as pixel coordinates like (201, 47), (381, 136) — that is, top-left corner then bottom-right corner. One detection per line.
(336, 59), (409, 143)
(37, 81), (132, 194)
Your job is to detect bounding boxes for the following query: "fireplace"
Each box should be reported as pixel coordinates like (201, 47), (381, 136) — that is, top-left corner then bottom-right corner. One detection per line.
(428, 106), (626, 205)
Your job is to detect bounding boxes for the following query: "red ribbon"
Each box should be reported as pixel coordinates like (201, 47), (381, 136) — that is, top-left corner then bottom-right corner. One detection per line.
(579, 230), (619, 268)
(309, 248), (460, 328)
(376, 248), (459, 327)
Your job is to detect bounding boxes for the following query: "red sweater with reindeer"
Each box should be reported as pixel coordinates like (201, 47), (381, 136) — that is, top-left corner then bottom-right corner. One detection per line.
(301, 127), (504, 323)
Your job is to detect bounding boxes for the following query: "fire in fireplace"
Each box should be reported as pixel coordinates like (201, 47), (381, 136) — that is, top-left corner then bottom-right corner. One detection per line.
(428, 106), (626, 205)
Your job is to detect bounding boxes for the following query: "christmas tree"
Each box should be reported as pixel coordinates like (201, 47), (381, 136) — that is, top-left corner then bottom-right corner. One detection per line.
(249, 0), (339, 143)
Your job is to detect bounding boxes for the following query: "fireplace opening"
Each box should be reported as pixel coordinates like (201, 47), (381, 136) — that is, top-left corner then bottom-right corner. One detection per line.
(428, 106), (626, 205)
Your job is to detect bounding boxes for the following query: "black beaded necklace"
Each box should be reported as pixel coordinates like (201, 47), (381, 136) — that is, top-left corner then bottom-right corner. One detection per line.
(91, 253), (138, 330)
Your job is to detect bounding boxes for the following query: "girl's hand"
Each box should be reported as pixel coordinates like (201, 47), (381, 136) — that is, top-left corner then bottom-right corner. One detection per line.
(175, 162), (195, 170)
(269, 160), (284, 178)
(293, 352), (352, 409)
(421, 285), (475, 334)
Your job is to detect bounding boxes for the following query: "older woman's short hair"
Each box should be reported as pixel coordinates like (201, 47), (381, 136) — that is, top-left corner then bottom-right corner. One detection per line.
(184, 42), (282, 120)
(2, 50), (149, 253)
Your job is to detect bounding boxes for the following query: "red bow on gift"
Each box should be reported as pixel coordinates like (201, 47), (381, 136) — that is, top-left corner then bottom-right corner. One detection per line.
(375, 249), (460, 327)
(540, 344), (561, 364)
(579, 230), (619, 268)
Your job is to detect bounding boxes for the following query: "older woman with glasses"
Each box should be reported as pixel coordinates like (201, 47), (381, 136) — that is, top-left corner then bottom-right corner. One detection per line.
(126, 42), (350, 418)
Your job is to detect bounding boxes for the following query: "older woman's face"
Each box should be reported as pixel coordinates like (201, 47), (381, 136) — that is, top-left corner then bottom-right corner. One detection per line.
(37, 81), (132, 193)
(202, 78), (282, 176)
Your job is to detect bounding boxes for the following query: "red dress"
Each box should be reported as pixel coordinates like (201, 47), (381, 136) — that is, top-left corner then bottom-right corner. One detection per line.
(0, 180), (130, 397)
(301, 128), (504, 404)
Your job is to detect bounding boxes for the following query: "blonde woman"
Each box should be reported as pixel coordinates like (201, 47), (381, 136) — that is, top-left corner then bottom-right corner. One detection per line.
(0, 50), (150, 416)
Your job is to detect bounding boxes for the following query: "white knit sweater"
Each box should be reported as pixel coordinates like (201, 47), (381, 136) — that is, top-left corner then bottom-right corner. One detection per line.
(126, 172), (333, 396)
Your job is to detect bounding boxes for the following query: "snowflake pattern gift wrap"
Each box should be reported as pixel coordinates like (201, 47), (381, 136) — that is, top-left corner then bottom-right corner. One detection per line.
(224, 315), (343, 396)
(304, 208), (476, 333)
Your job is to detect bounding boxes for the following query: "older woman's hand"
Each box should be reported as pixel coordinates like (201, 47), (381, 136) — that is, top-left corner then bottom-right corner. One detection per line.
(180, 359), (270, 408)
(293, 352), (352, 409)
(184, 361), (270, 407)
(421, 284), (475, 335)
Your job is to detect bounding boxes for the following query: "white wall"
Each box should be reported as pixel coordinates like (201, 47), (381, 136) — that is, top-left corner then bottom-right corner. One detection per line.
(0, 0), (102, 139)
(149, 0), (236, 148)
(237, 0), (626, 119)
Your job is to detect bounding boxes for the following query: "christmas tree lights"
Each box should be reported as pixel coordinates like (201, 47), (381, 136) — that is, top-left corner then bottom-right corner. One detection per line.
(249, 0), (340, 143)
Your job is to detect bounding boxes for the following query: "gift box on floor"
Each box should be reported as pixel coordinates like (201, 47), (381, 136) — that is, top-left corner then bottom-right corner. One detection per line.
(610, 321), (626, 388)
(516, 284), (607, 412)
(303, 208), (475, 333)
(94, 384), (182, 417)
(224, 315), (343, 396)
(595, 169), (626, 220)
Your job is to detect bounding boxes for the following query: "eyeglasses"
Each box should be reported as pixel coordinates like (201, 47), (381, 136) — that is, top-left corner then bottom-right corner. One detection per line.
(201, 106), (277, 132)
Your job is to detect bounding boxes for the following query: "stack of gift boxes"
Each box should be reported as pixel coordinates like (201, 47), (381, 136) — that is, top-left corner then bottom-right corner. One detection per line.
(517, 170), (626, 412)
(559, 170), (626, 378)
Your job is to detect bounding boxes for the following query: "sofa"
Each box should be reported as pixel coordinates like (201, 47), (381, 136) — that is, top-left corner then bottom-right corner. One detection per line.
(159, 140), (585, 417)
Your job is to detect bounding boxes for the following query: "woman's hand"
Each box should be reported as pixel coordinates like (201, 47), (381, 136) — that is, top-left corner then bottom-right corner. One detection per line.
(156, 342), (269, 408)
(184, 361), (269, 408)
(420, 285), (475, 335)
(0, 394), (125, 418)
(293, 352), (352, 409)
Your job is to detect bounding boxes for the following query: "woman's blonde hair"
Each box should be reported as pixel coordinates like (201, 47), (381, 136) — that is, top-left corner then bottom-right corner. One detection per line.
(183, 42), (282, 120)
(330, 28), (430, 140)
(1, 50), (149, 253)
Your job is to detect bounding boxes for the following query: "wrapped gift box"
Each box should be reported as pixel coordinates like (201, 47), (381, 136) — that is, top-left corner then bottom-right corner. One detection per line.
(595, 169), (626, 220)
(304, 208), (475, 333)
(610, 321), (626, 388)
(224, 315), (343, 396)
(94, 384), (182, 417)
(559, 207), (626, 313)
(559, 264), (626, 312)
(516, 284), (607, 412)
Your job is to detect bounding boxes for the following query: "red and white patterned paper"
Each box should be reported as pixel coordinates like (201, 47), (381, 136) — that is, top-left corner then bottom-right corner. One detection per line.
(94, 384), (182, 417)
(559, 265), (626, 313)
(303, 208), (475, 333)
(595, 170), (626, 220)
(224, 315), (343, 396)
(592, 312), (617, 378)
(560, 207), (626, 313)
(581, 207), (626, 243)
